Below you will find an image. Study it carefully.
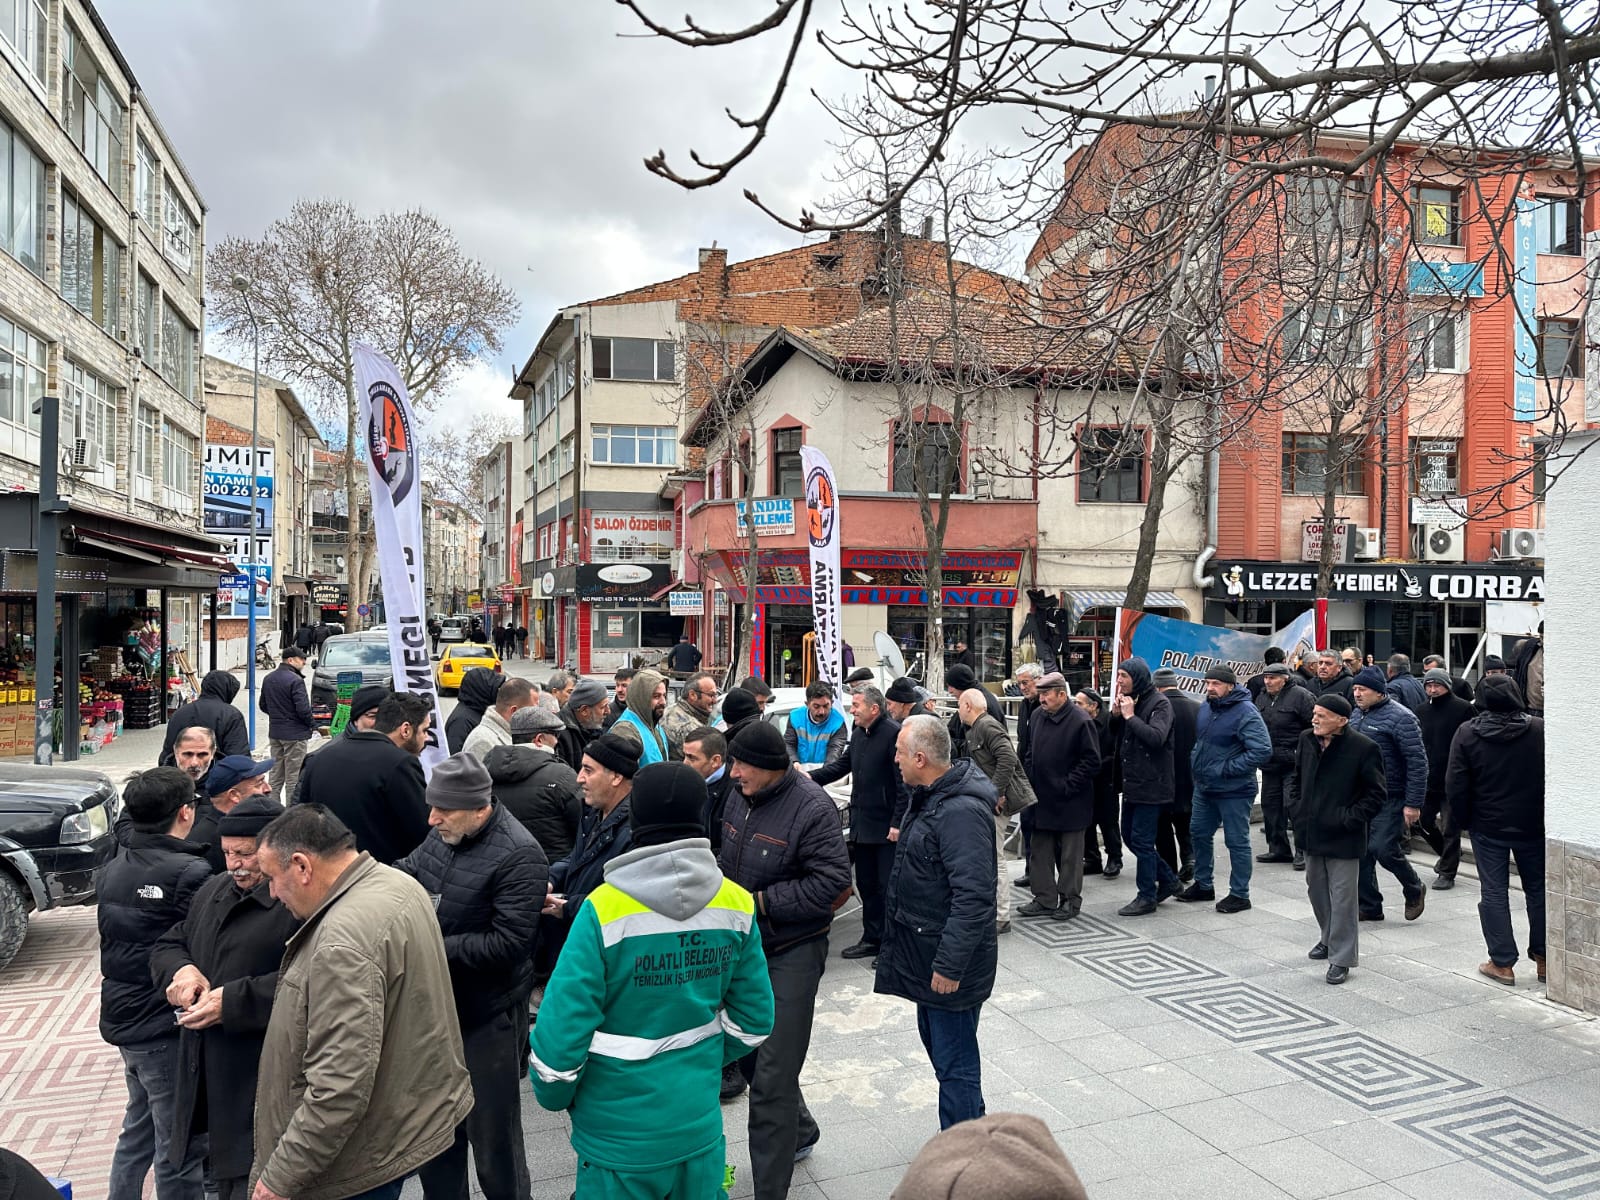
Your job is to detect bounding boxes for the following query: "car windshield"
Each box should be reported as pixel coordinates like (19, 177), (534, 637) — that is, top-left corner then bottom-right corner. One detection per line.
(320, 641), (392, 667)
(450, 644), (495, 659)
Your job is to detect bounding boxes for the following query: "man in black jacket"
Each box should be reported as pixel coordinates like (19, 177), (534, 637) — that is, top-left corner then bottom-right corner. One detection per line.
(1020, 672), (1101, 920)
(1154, 669), (1197, 883)
(682, 725), (731, 851)
(259, 646), (314, 802)
(98, 767), (212, 1200)
(1255, 663), (1315, 868)
(943, 664), (1002, 760)
(720, 720), (851, 1198)
(293, 691), (430, 864)
(1307, 651), (1356, 703)
(484, 705), (582, 861)
(444, 667), (502, 754)
(1422, 654), (1475, 704)
(556, 678), (609, 772)
(150, 798), (299, 1200)
(160, 670), (248, 766)
(603, 667), (635, 730)
(1418, 668), (1475, 891)
(1285, 695), (1387, 985)
(878, 716), (997, 1130)
(807, 686), (908, 959)
(545, 733), (640, 948)
(1449, 678), (1546, 986)
(1075, 688), (1122, 879)
(399, 754), (548, 1200)
(1111, 658), (1179, 917)
(1013, 664), (1043, 883)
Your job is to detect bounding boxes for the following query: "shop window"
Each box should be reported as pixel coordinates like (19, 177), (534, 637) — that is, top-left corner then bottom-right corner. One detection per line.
(61, 190), (122, 335)
(1536, 318), (1583, 379)
(1409, 308), (1466, 373)
(62, 23), (124, 196)
(1409, 438), (1460, 495)
(892, 420), (961, 493)
(0, 314), (45, 431)
(771, 426), (803, 497)
(1281, 432), (1364, 495)
(1534, 196), (1582, 256)
(0, 117), (47, 277)
(1413, 186), (1461, 246)
(592, 337), (675, 381)
(1077, 426), (1147, 503)
(592, 423), (676, 466)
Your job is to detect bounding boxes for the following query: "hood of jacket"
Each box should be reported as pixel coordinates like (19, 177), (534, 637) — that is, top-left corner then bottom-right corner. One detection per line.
(482, 742), (555, 784)
(625, 668), (665, 728)
(457, 667), (501, 715)
(1119, 657), (1152, 697)
(1207, 684), (1252, 711)
(921, 757), (998, 809)
(602, 836), (722, 920)
(1470, 711), (1535, 743)
(201, 669), (240, 703)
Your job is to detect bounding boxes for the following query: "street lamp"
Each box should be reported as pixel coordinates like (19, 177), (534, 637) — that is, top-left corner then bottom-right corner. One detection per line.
(232, 274), (262, 751)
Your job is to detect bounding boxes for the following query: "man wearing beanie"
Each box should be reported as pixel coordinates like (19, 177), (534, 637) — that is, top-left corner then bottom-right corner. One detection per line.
(1108, 658), (1179, 917)
(1179, 664), (1271, 913)
(345, 684), (389, 734)
(884, 676), (923, 723)
(151, 798), (300, 1200)
(1254, 662), (1315, 868)
(557, 677), (610, 772)
(719, 686), (763, 740)
(545, 732), (643, 961)
(720, 719), (851, 1198)
(891, 1113), (1087, 1200)
(1349, 664), (1429, 922)
(1418, 667), (1474, 891)
(397, 753), (547, 1200)
(531, 763), (775, 1197)
(1285, 695), (1386, 984)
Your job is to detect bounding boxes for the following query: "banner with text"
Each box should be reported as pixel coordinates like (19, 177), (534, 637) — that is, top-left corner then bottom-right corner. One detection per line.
(1110, 608), (1319, 700)
(203, 443), (274, 620)
(355, 343), (446, 777)
(799, 447), (843, 697)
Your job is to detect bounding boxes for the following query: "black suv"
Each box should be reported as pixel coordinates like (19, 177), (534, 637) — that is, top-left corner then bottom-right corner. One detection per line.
(0, 763), (120, 969)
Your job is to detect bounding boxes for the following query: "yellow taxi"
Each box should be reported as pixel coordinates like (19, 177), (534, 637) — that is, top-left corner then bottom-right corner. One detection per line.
(435, 642), (501, 694)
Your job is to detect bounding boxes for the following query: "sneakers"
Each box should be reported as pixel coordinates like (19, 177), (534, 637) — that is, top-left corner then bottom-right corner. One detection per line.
(1102, 859), (1123, 879)
(1308, 942), (1329, 960)
(1478, 961), (1515, 986)
(1176, 884), (1215, 903)
(1216, 895), (1252, 914)
(840, 941), (880, 960)
(1255, 851), (1294, 864)
(1430, 874), (1455, 891)
(1016, 900), (1056, 918)
(1326, 965), (1349, 985)
(1404, 891), (1427, 921)
(1118, 898), (1158, 917)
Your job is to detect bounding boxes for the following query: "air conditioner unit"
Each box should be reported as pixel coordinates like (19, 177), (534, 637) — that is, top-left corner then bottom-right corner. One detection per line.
(1353, 527), (1381, 560)
(71, 437), (99, 469)
(1421, 524), (1465, 562)
(1497, 527), (1547, 560)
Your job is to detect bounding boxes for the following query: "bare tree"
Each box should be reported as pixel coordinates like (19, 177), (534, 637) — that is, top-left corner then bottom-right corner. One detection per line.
(208, 201), (520, 627)
(419, 412), (519, 524)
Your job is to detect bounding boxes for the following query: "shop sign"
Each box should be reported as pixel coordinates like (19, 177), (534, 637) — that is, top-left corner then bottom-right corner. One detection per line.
(734, 498), (796, 536)
(668, 590), (704, 616)
(311, 582), (348, 611)
(1212, 561), (1546, 603)
(204, 443), (274, 620)
(1409, 495), (1468, 530)
(541, 571), (556, 595)
(1300, 520), (1356, 563)
(575, 562), (673, 600)
(587, 511), (674, 559)
(607, 616), (625, 637)
(467, 590), (483, 609)
(0, 550), (108, 595)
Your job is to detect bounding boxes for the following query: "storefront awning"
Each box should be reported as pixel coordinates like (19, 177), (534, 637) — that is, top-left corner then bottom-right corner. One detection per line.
(70, 526), (236, 572)
(1066, 589), (1188, 627)
(283, 581), (309, 597)
(650, 577), (682, 602)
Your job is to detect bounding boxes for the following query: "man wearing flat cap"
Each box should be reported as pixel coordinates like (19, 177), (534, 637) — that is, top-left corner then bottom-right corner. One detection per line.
(151, 798), (300, 1200)
(485, 705), (583, 862)
(398, 753), (548, 1200)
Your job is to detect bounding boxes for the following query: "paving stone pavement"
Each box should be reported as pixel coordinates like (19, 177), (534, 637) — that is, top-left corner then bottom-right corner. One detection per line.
(5, 837), (1596, 1199)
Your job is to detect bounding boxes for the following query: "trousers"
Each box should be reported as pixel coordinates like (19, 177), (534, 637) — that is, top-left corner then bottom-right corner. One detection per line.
(1157, 805), (1192, 873)
(1306, 855), (1361, 967)
(418, 1006), (531, 1200)
(1028, 829), (1085, 913)
(1259, 770), (1295, 857)
(740, 938), (826, 1200)
(574, 1140), (727, 1199)
(1190, 791), (1254, 899)
(1083, 790), (1122, 869)
(1418, 794), (1463, 878)
(916, 1006), (986, 1129)
(267, 738), (308, 803)
(1472, 832), (1546, 969)
(1358, 801), (1424, 914)
(108, 1037), (204, 1200)
(849, 841), (896, 945)
(994, 814), (1012, 923)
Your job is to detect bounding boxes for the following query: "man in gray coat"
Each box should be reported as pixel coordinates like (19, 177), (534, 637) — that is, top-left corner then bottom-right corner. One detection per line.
(958, 688), (1034, 934)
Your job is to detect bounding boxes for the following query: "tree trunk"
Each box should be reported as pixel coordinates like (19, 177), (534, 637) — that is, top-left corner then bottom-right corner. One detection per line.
(1125, 348), (1182, 611)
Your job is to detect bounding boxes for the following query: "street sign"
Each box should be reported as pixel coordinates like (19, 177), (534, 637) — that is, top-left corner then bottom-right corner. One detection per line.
(357, 603), (371, 616)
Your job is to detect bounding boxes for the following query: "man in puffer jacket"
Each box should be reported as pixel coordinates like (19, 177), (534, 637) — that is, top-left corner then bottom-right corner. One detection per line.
(161, 670), (248, 765)
(1349, 665), (1429, 922)
(531, 762), (775, 1198)
(610, 668), (669, 765)
(484, 706), (583, 861)
(445, 666), (502, 754)
(1179, 666), (1271, 913)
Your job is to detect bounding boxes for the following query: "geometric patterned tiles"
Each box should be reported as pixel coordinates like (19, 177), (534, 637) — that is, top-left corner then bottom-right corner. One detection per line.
(1147, 981), (1337, 1044)
(1256, 1031), (1483, 1113)
(1011, 911), (1131, 952)
(1072, 940), (1230, 994)
(1398, 1097), (1600, 1200)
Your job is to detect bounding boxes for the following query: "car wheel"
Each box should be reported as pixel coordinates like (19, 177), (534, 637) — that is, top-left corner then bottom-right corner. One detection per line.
(0, 872), (29, 971)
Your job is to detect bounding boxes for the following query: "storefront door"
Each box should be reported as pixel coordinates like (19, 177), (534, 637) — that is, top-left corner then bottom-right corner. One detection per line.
(764, 604), (812, 687)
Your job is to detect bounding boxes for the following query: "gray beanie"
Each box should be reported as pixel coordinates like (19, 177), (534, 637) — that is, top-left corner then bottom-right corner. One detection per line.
(569, 678), (608, 708)
(1423, 668), (1453, 690)
(426, 752), (495, 810)
(1152, 667), (1180, 688)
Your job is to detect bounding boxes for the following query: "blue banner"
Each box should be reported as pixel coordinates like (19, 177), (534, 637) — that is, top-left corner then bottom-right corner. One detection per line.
(1112, 609), (1318, 698)
(1407, 261), (1484, 297)
(1513, 197), (1538, 421)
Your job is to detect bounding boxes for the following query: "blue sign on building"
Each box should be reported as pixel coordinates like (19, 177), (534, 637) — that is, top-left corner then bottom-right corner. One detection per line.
(1512, 197), (1538, 421)
(1407, 261), (1484, 297)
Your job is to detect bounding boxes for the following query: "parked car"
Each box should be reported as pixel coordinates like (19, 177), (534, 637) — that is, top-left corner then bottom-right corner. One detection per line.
(437, 618), (468, 648)
(0, 764), (120, 970)
(435, 642), (502, 695)
(310, 631), (395, 724)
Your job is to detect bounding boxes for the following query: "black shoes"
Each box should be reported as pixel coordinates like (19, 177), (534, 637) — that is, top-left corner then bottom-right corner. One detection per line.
(1102, 859), (1123, 879)
(1050, 903), (1081, 922)
(841, 941), (880, 960)
(1359, 910), (1385, 922)
(1016, 900), (1056, 918)
(1292, 851), (1307, 871)
(794, 1133), (820, 1163)
(1178, 859), (1195, 885)
(1176, 885), (1215, 903)
(1014, 875), (1032, 889)
(1156, 876), (1179, 902)
(1255, 852), (1294, 864)
(720, 1061), (748, 1102)
(1118, 898), (1158, 917)
(1308, 942), (1329, 960)
(1216, 895), (1252, 914)
(1326, 965), (1349, 985)
(1431, 874), (1455, 891)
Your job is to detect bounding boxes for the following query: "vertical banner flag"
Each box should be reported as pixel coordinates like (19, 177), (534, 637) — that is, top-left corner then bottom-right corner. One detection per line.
(1512, 193), (1538, 422)
(354, 343), (447, 777)
(799, 446), (843, 696)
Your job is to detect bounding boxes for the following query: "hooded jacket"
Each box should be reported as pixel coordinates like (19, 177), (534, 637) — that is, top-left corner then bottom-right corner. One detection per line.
(1348, 695), (1428, 810)
(611, 669), (668, 765)
(1447, 708), (1545, 841)
(875, 759), (998, 1012)
(160, 671), (249, 765)
(444, 667), (501, 754)
(1111, 658), (1174, 805)
(1190, 685), (1272, 797)
(529, 839), (774, 1172)
(1419, 688), (1475, 807)
(483, 743), (583, 860)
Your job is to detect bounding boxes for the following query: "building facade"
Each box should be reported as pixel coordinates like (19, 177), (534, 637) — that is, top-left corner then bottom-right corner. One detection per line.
(421, 488), (480, 616)
(477, 436), (522, 629)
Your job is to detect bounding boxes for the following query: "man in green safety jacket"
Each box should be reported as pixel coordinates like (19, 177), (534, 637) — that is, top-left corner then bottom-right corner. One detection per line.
(529, 761), (775, 1197)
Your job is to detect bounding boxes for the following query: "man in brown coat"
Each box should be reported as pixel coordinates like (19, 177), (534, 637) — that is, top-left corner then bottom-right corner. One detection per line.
(958, 689), (1034, 934)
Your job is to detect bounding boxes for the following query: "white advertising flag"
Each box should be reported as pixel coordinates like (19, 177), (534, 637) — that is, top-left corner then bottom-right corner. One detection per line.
(354, 343), (447, 777)
(799, 446), (843, 696)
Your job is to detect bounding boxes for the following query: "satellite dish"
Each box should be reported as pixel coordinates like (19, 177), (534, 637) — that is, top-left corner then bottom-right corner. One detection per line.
(874, 631), (907, 690)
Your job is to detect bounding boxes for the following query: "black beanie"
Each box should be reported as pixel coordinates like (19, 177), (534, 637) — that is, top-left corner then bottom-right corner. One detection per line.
(946, 664), (977, 690)
(1204, 664), (1237, 685)
(1314, 694), (1353, 718)
(217, 796), (284, 837)
(583, 732), (642, 779)
(886, 676), (920, 704)
(720, 688), (760, 728)
(1478, 675), (1526, 713)
(728, 720), (790, 771)
(629, 762), (709, 847)
(349, 685), (388, 723)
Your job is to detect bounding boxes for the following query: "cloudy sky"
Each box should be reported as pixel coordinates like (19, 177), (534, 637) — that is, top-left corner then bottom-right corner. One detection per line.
(95, 0), (863, 429)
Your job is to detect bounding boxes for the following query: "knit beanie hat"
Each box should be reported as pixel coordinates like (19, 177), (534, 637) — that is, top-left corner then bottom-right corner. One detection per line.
(1478, 674), (1526, 713)
(886, 676), (921, 704)
(569, 678), (608, 708)
(720, 688), (761, 729)
(1152, 667), (1180, 689)
(890, 1113), (1087, 1200)
(1203, 664), (1237, 685)
(217, 796), (284, 838)
(728, 720), (790, 771)
(349, 685), (388, 723)
(583, 732), (642, 779)
(628, 762), (709, 847)
(426, 752), (495, 810)
(946, 664), (978, 690)
(1352, 665), (1388, 693)
(1314, 694), (1353, 718)
(1423, 668), (1453, 690)
(1483, 654), (1507, 672)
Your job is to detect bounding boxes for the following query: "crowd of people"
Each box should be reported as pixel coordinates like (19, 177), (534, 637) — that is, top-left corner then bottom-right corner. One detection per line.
(85, 634), (1544, 1200)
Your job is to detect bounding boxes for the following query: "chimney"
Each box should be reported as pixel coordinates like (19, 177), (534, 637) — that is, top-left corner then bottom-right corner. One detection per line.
(920, 216), (934, 240)
(697, 246), (728, 302)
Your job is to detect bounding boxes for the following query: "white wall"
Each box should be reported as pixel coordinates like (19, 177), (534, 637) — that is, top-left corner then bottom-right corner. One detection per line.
(1545, 428), (1596, 848)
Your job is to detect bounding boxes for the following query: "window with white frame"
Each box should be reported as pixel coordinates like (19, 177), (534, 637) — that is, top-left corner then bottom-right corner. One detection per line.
(138, 273), (157, 362)
(560, 434), (574, 474)
(592, 337), (675, 382)
(591, 424), (676, 466)
(62, 24), (124, 196)
(0, 118), (46, 277)
(1409, 308), (1468, 374)
(134, 404), (156, 478)
(161, 418), (197, 494)
(163, 178), (197, 274)
(160, 300), (196, 398)
(63, 361), (117, 466)
(135, 137), (160, 225)
(1282, 303), (1366, 363)
(0, 314), (45, 430)
(0, 0), (47, 84)
(61, 191), (122, 334)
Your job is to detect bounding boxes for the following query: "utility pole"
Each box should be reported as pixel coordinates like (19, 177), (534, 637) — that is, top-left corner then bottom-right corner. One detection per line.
(33, 396), (64, 765)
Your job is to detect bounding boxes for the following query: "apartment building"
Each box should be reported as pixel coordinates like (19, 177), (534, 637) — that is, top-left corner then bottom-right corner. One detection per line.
(421, 488), (480, 616)
(477, 436), (522, 628)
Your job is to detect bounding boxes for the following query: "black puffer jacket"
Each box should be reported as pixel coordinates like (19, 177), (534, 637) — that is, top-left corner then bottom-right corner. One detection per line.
(1420, 689), (1475, 807)
(555, 703), (598, 773)
(482, 744), (582, 861)
(1256, 681), (1315, 772)
(97, 831), (213, 1045)
(809, 713), (909, 843)
(160, 671), (248, 765)
(1113, 676), (1174, 806)
(719, 768), (852, 956)
(396, 804), (548, 1030)
(875, 759), (998, 1011)
(444, 668), (501, 754)
(1446, 710), (1545, 841)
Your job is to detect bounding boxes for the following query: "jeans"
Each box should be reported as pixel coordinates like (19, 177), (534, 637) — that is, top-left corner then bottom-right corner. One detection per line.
(1259, 770), (1295, 857)
(1190, 791), (1254, 899)
(1472, 832), (1546, 968)
(849, 841), (896, 945)
(267, 737), (308, 803)
(740, 938), (826, 1200)
(346, 1182), (405, 1200)
(1358, 801), (1424, 914)
(108, 1037), (205, 1200)
(916, 1006), (985, 1129)
(1122, 803), (1180, 903)
(417, 1006), (531, 1200)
